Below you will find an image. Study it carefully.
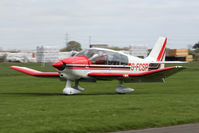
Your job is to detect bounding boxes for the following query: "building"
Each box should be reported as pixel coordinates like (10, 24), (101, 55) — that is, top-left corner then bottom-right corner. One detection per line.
(129, 45), (148, 58)
(2, 50), (37, 63)
(36, 46), (59, 63)
(166, 49), (193, 62)
(36, 46), (77, 63)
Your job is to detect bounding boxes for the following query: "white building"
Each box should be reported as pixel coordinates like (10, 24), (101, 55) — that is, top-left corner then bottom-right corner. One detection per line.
(36, 46), (77, 63)
(36, 46), (59, 63)
(5, 52), (37, 63)
(129, 45), (148, 58)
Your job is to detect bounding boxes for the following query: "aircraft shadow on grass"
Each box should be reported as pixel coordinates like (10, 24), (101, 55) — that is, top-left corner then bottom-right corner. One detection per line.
(0, 92), (147, 96)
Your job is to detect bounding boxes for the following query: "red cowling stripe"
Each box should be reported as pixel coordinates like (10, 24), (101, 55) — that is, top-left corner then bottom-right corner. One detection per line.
(157, 38), (167, 61)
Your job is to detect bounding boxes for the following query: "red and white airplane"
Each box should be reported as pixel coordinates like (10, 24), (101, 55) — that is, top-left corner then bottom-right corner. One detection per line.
(10, 37), (185, 95)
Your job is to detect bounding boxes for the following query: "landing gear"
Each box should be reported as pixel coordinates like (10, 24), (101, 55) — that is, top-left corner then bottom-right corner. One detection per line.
(63, 80), (133, 95)
(73, 80), (85, 91)
(63, 80), (84, 95)
(116, 80), (134, 94)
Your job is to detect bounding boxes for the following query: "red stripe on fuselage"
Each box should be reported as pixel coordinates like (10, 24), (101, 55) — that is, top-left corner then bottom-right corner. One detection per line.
(66, 65), (131, 71)
(88, 66), (177, 77)
(68, 67), (130, 71)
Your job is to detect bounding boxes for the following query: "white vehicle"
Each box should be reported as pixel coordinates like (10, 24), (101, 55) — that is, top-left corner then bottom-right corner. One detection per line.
(11, 37), (186, 95)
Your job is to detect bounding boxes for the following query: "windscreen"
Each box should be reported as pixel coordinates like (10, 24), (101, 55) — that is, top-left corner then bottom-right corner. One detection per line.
(75, 49), (128, 65)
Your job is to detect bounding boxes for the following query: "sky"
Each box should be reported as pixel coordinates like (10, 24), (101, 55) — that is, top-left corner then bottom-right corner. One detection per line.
(0, 0), (199, 50)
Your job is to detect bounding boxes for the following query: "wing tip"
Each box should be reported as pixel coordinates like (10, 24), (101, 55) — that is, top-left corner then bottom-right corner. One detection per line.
(10, 66), (60, 77)
(10, 66), (19, 70)
(176, 66), (186, 69)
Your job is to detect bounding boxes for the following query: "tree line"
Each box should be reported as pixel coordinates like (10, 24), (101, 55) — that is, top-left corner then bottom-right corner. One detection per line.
(190, 42), (199, 61)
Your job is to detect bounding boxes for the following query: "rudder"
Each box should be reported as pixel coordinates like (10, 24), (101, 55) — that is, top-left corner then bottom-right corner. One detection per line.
(146, 37), (167, 62)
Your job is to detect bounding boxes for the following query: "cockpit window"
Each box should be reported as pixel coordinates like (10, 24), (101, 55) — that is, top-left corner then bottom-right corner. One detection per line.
(75, 49), (128, 65)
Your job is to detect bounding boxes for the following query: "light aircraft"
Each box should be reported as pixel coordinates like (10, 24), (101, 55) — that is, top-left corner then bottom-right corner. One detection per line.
(10, 37), (186, 95)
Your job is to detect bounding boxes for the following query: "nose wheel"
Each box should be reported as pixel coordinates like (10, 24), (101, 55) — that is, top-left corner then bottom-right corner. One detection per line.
(63, 80), (84, 95)
(116, 80), (134, 94)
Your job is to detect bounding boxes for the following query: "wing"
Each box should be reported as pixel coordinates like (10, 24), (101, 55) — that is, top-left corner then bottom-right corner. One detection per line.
(10, 66), (60, 77)
(88, 66), (185, 82)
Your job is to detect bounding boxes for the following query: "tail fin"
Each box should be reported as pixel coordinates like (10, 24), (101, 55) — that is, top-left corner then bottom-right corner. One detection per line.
(145, 37), (167, 69)
(146, 37), (167, 62)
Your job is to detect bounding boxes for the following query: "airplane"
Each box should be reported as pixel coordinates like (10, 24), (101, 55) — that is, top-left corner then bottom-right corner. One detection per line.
(10, 37), (186, 95)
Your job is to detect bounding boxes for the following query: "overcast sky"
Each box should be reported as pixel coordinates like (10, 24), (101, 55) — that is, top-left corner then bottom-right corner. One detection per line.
(0, 0), (199, 50)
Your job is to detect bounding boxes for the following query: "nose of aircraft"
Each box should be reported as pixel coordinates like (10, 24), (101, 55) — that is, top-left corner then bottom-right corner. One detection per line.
(52, 61), (64, 70)
(52, 56), (91, 70)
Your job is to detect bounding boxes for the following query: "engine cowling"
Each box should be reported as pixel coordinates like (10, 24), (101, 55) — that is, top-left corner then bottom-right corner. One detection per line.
(52, 56), (92, 70)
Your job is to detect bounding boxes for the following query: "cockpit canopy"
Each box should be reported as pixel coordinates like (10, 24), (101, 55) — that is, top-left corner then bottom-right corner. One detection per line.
(75, 49), (129, 65)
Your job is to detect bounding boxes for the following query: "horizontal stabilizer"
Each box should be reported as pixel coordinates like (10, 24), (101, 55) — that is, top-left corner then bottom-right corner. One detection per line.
(10, 66), (59, 77)
(149, 61), (187, 64)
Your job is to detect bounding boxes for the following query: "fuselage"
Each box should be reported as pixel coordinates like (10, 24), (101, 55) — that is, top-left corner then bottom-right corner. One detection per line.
(53, 48), (159, 81)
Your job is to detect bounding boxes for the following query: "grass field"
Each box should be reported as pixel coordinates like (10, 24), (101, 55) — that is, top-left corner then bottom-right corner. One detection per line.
(0, 62), (199, 133)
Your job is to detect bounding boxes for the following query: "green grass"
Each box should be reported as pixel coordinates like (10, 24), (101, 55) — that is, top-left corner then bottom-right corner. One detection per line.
(0, 62), (199, 133)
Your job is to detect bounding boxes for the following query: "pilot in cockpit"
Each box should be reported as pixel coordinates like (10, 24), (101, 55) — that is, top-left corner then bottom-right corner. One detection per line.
(90, 51), (106, 64)
(90, 51), (104, 60)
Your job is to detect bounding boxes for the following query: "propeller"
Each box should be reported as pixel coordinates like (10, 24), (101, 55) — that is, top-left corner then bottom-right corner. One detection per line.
(52, 61), (66, 70)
